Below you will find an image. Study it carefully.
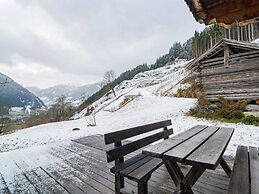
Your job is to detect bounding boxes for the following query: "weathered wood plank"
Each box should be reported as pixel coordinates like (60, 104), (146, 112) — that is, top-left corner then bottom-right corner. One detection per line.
(202, 62), (259, 76)
(228, 146), (249, 194)
(224, 46), (230, 67)
(207, 95), (259, 101)
(120, 156), (153, 176)
(41, 162), (93, 194)
(56, 161), (114, 194)
(203, 89), (259, 95)
(106, 128), (174, 162)
(202, 67), (259, 78)
(14, 160), (57, 194)
(202, 50), (259, 65)
(104, 119), (172, 144)
(163, 126), (219, 162)
(202, 53), (259, 67)
(128, 158), (162, 181)
(249, 146), (259, 194)
(0, 173), (11, 194)
(111, 154), (147, 173)
(73, 134), (115, 151)
(0, 155), (40, 194)
(33, 167), (70, 194)
(142, 125), (208, 158)
(201, 75), (259, 85)
(202, 81), (259, 90)
(186, 127), (234, 169)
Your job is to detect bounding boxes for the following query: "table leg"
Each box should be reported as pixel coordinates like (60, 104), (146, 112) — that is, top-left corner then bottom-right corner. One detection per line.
(163, 159), (183, 190)
(163, 159), (204, 194)
(182, 166), (205, 193)
(220, 158), (232, 177)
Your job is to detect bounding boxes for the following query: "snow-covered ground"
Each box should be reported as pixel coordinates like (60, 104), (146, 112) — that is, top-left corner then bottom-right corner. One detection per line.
(0, 60), (259, 158)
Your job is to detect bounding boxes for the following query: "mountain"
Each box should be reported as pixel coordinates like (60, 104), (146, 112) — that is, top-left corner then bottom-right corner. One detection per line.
(27, 83), (101, 107)
(0, 73), (45, 109)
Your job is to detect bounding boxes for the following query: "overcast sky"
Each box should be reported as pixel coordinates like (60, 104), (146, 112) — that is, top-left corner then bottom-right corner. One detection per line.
(0, 0), (204, 89)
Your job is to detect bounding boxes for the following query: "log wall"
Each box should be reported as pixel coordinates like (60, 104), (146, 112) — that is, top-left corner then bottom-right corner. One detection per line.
(198, 50), (259, 100)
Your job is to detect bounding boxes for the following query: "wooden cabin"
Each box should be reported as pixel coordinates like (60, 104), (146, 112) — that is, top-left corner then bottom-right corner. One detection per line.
(187, 39), (259, 101)
(184, 0), (259, 28)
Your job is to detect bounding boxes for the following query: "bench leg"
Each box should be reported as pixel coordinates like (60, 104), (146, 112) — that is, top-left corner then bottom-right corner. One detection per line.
(138, 180), (148, 194)
(138, 175), (150, 194)
(115, 173), (124, 194)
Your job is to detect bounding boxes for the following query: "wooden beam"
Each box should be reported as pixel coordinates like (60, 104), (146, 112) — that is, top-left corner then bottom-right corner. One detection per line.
(224, 45), (230, 67)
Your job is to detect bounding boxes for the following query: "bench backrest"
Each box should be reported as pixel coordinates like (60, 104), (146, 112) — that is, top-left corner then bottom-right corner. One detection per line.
(104, 120), (173, 163)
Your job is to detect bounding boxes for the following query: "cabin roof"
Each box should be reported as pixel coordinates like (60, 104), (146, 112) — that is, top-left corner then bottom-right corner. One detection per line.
(187, 39), (259, 68)
(184, 0), (259, 28)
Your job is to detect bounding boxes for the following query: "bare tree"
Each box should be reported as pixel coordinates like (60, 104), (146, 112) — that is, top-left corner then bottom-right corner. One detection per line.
(85, 106), (96, 126)
(103, 70), (116, 97)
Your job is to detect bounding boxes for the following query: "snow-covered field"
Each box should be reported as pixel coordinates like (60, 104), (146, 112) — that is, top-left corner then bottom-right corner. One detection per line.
(0, 60), (259, 158)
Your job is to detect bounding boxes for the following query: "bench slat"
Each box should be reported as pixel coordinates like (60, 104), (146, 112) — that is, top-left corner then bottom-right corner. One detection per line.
(143, 125), (208, 158)
(104, 120), (172, 144)
(120, 156), (154, 176)
(249, 146), (259, 194)
(127, 158), (162, 181)
(164, 126), (219, 162)
(228, 146), (249, 194)
(106, 129), (174, 162)
(186, 127), (234, 169)
(111, 154), (146, 173)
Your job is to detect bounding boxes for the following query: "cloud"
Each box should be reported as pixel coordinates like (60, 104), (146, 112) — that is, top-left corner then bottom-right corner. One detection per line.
(0, 0), (204, 88)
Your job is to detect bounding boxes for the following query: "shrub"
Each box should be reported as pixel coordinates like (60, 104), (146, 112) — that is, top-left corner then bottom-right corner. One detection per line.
(212, 97), (247, 119)
(216, 109), (244, 119)
(216, 97), (247, 112)
(188, 96), (215, 115)
(243, 115), (259, 125)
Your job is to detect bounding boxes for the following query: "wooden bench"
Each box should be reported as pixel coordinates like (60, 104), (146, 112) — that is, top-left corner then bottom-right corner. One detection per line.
(104, 120), (173, 194)
(228, 145), (259, 194)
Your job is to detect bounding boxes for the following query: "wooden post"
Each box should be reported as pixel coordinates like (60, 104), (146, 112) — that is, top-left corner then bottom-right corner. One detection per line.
(224, 45), (229, 68)
(163, 126), (169, 140)
(251, 23), (254, 41)
(115, 141), (124, 190)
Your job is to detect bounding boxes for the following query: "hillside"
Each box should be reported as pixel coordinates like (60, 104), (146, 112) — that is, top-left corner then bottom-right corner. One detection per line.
(27, 83), (101, 107)
(0, 73), (45, 109)
(0, 60), (258, 159)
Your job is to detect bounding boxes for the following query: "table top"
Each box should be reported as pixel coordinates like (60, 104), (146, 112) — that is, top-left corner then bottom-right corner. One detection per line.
(142, 125), (234, 169)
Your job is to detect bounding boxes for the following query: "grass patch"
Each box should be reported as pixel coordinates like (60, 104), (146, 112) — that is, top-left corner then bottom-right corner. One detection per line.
(0, 122), (27, 135)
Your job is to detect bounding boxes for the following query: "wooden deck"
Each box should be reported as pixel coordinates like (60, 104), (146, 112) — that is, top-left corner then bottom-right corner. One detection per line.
(0, 134), (232, 194)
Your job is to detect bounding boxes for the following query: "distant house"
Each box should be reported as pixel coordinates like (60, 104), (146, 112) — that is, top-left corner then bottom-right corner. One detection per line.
(9, 107), (24, 115)
(187, 39), (259, 101)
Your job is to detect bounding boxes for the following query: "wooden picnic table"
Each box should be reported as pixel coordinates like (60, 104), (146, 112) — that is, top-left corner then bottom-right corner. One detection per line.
(142, 125), (234, 194)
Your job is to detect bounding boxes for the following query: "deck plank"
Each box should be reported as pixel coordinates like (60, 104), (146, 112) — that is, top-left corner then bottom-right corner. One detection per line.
(0, 173), (11, 194)
(0, 154), (40, 194)
(41, 164), (88, 194)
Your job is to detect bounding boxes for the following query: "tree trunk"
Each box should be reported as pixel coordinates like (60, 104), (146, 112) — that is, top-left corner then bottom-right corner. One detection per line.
(112, 87), (116, 97)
